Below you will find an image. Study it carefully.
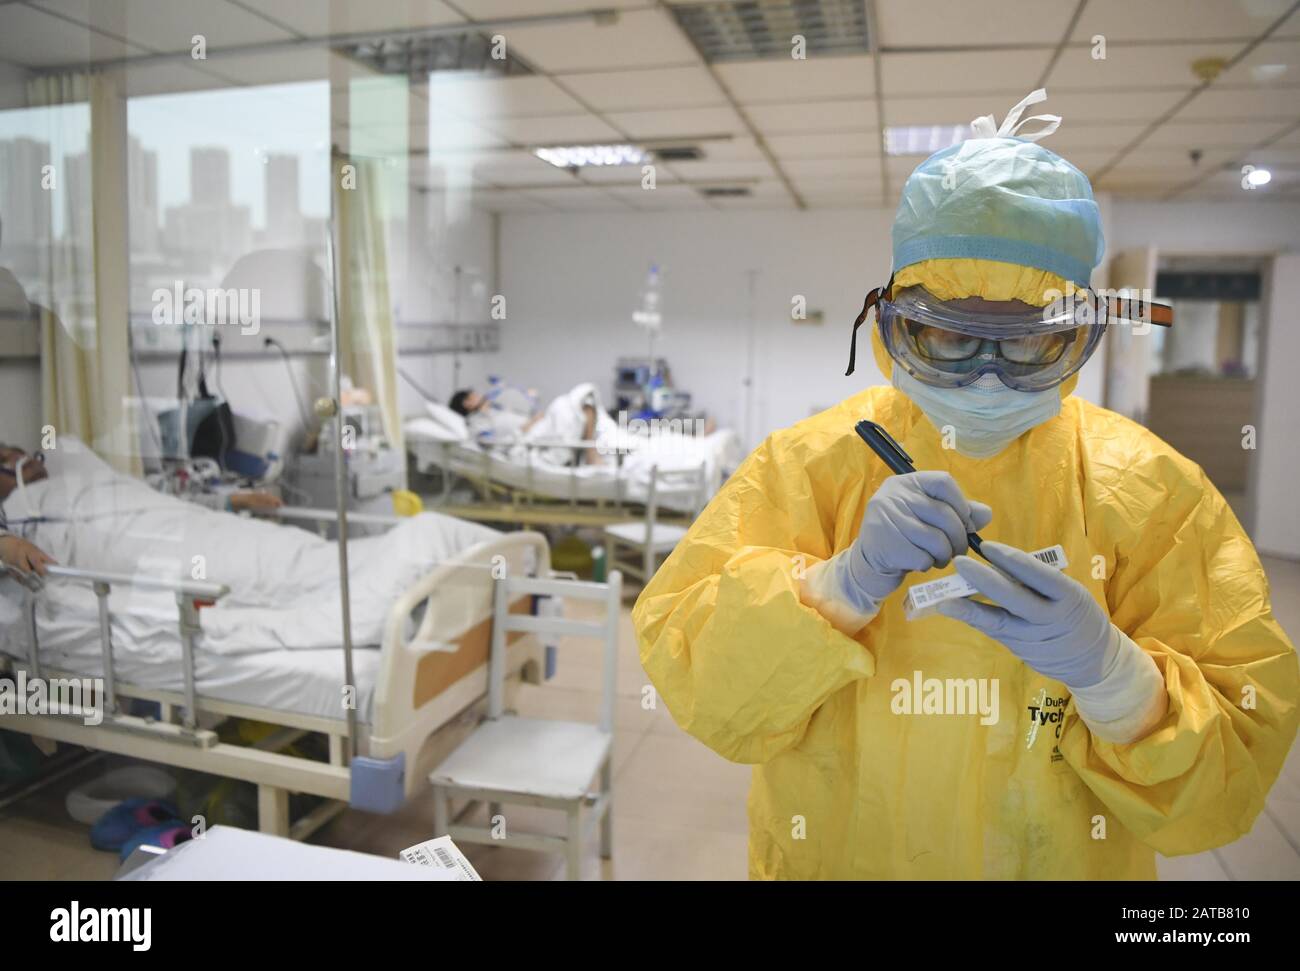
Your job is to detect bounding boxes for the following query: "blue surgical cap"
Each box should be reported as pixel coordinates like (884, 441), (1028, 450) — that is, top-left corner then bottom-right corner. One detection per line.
(891, 136), (1105, 289)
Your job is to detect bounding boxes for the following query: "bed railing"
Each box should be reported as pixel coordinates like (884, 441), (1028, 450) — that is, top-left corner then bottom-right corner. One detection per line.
(0, 563), (229, 743)
(421, 437), (688, 519)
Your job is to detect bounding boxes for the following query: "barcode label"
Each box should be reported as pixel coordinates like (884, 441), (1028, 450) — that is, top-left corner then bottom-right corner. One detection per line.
(1034, 548), (1058, 565)
(911, 587), (932, 606)
(398, 836), (484, 880)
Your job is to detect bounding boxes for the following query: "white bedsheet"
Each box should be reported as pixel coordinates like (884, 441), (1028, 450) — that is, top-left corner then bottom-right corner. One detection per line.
(406, 420), (740, 512)
(24, 635), (381, 723)
(0, 439), (497, 694)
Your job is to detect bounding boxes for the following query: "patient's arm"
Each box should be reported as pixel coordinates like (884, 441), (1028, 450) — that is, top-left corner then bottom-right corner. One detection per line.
(188, 490), (284, 513)
(0, 533), (55, 577)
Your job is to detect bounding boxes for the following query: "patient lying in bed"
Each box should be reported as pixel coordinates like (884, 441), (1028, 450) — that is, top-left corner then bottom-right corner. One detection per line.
(0, 438), (498, 661)
(449, 382), (614, 467)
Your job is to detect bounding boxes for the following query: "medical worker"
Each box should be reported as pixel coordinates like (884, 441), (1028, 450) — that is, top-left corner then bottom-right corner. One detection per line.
(632, 91), (1299, 880)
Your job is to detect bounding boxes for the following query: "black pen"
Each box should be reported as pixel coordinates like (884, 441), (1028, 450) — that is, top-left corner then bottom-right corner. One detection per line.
(854, 420), (990, 562)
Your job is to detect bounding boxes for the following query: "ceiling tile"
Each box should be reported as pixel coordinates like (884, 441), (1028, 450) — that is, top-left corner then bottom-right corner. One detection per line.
(456, 0), (645, 17)
(244, 0), (464, 37)
(1277, 5), (1300, 37)
(714, 54), (874, 103)
(1174, 85), (1300, 119)
(1047, 40), (1237, 89)
(690, 135), (764, 160)
(426, 116), (512, 150)
(667, 158), (776, 182)
(881, 50), (1052, 96)
(201, 48), (341, 87)
(426, 115), (511, 151)
(747, 100), (875, 135)
(709, 194), (791, 210)
(1141, 119), (1293, 147)
(796, 190), (885, 207)
(1092, 145), (1237, 170)
(1236, 143), (1300, 163)
(426, 75), (586, 119)
(1044, 121), (1151, 149)
(1071, 0), (1290, 43)
(1217, 39), (1300, 85)
(577, 163), (670, 185)
(469, 150), (582, 186)
(611, 183), (705, 210)
(606, 106), (747, 139)
(885, 156), (924, 181)
(0, 3), (148, 66)
(503, 9), (698, 73)
(35, 0), (295, 54)
(783, 157), (877, 180)
(469, 189), (551, 212)
(1030, 89), (1188, 122)
(875, 0), (1076, 47)
(523, 185), (630, 211)
(1092, 167), (1179, 187)
(555, 66), (725, 112)
(884, 93), (1024, 126)
(481, 112), (623, 145)
(766, 130), (881, 159)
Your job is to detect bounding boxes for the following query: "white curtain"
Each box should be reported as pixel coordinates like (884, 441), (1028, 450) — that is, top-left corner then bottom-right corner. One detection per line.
(333, 153), (404, 463)
(27, 70), (138, 474)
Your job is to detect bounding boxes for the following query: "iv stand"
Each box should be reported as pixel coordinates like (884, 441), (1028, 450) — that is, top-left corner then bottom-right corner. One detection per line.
(323, 222), (359, 760)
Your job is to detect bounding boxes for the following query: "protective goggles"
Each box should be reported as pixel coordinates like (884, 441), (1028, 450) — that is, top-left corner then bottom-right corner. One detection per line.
(845, 279), (1173, 391)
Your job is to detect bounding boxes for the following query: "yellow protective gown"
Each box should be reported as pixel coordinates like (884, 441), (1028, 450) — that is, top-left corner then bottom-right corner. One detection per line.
(632, 333), (1299, 880)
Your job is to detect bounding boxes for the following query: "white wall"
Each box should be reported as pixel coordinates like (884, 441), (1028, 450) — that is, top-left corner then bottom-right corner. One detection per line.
(1112, 198), (1300, 255)
(393, 203), (496, 418)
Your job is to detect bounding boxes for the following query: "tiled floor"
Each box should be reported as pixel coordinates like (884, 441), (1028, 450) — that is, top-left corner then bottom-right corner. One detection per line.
(2, 556), (1298, 881)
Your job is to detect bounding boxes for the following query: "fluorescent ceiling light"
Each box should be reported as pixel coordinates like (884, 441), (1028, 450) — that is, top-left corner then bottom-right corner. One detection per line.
(884, 125), (968, 156)
(1244, 167), (1272, 187)
(1251, 63), (1287, 83)
(534, 144), (648, 168)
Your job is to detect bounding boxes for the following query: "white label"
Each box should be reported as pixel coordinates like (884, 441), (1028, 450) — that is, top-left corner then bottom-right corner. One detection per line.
(904, 545), (1069, 621)
(399, 835), (482, 881)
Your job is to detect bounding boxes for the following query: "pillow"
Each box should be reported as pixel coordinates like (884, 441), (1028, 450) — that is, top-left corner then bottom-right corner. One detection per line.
(421, 401), (470, 441)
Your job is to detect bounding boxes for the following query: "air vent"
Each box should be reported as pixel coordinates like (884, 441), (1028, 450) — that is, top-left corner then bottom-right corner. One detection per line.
(700, 186), (752, 198)
(339, 32), (533, 76)
(672, 0), (870, 62)
(653, 146), (705, 162)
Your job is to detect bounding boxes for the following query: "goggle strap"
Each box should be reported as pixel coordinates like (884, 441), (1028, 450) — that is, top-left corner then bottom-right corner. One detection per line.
(1107, 295), (1174, 328)
(845, 276), (892, 377)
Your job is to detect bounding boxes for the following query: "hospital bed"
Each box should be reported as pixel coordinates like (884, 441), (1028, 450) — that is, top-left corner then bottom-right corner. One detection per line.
(404, 416), (740, 527)
(0, 444), (583, 838)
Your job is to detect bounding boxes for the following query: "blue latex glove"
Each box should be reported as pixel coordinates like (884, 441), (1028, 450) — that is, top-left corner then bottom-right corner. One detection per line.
(936, 540), (1115, 689)
(835, 472), (992, 617)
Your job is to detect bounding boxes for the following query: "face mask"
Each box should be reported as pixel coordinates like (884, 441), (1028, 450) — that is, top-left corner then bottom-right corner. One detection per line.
(893, 368), (1061, 458)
